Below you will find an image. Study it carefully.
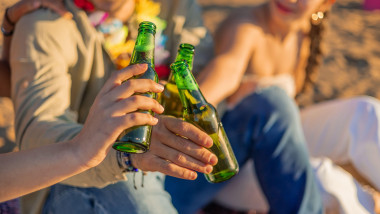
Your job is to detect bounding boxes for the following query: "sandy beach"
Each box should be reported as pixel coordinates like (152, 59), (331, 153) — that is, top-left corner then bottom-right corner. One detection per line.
(198, 0), (380, 107)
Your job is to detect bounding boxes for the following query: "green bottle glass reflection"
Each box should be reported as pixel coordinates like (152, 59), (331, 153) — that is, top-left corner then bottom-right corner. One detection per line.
(161, 43), (195, 118)
(171, 61), (239, 183)
(113, 21), (158, 154)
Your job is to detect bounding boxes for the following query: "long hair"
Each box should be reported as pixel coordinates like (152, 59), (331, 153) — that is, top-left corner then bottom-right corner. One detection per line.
(301, 12), (329, 93)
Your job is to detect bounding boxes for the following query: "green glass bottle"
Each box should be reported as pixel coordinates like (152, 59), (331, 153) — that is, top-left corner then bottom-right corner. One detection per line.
(113, 21), (159, 154)
(161, 43), (195, 118)
(171, 61), (239, 183)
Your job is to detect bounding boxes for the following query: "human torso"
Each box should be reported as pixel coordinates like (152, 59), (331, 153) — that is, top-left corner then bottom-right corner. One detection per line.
(215, 5), (311, 209)
(225, 5), (310, 108)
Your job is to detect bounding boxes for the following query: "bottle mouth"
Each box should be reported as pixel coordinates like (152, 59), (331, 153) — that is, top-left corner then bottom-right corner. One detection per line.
(179, 43), (195, 53)
(139, 21), (157, 34)
(170, 60), (188, 72)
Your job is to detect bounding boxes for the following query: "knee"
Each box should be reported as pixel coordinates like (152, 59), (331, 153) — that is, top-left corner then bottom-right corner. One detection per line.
(255, 86), (300, 125)
(350, 96), (379, 114)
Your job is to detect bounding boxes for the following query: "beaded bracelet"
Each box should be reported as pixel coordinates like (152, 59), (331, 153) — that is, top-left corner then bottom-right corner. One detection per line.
(1, 26), (13, 37)
(1, 8), (14, 37)
(118, 151), (139, 172)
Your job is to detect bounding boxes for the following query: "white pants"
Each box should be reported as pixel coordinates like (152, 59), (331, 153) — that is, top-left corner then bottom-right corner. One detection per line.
(215, 96), (380, 213)
(301, 96), (380, 191)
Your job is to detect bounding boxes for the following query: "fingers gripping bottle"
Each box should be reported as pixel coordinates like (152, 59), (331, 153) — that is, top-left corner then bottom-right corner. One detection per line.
(171, 61), (239, 183)
(113, 21), (158, 154)
(161, 43), (195, 118)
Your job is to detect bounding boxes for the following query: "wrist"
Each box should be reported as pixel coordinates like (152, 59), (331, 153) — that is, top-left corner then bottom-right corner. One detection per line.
(67, 137), (103, 170)
(55, 140), (92, 175)
(1, 8), (15, 37)
(117, 152), (138, 172)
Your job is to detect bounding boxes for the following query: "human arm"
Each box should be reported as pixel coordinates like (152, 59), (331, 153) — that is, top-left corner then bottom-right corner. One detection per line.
(196, 18), (259, 106)
(1, 63), (216, 202)
(0, 0), (71, 97)
(11, 8), (216, 187)
(0, 61), (10, 97)
(0, 64), (163, 202)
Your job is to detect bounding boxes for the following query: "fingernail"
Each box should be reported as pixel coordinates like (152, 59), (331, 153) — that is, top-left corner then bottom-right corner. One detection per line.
(138, 64), (147, 69)
(209, 155), (218, 165)
(152, 117), (158, 123)
(206, 138), (213, 148)
(205, 165), (213, 174)
(159, 105), (165, 112)
(156, 84), (164, 91)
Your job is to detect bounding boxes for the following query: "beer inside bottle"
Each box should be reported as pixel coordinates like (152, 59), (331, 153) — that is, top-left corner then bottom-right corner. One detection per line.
(113, 21), (159, 154)
(161, 43), (195, 118)
(171, 61), (239, 183)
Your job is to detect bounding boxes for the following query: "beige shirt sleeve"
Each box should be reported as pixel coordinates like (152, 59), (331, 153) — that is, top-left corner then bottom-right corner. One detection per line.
(10, 9), (126, 188)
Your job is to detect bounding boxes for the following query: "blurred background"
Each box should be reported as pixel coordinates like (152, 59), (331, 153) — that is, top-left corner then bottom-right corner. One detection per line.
(198, 0), (380, 107)
(1, 0), (380, 153)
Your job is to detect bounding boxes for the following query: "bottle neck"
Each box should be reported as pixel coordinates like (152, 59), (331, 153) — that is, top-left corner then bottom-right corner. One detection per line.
(130, 31), (155, 66)
(175, 52), (194, 71)
(169, 51), (194, 83)
(173, 64), (207, 112)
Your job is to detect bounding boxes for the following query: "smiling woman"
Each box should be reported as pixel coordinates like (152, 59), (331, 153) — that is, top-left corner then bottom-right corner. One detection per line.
(165, 0), (380, 213)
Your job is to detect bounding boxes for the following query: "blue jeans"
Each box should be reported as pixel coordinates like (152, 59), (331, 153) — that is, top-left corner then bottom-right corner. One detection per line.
(165, 86), (323, 214)
(43, 172), (177, 214)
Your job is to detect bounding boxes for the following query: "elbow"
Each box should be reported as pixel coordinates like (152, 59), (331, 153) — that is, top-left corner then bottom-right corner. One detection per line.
(224, 79), (241, 97)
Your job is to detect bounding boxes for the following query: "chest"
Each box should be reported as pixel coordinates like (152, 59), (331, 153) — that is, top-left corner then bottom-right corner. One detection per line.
(248, 32), (304, 77)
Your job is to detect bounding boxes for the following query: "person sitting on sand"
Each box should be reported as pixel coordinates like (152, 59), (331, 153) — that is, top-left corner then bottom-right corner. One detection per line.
(166, 0), (380, 213)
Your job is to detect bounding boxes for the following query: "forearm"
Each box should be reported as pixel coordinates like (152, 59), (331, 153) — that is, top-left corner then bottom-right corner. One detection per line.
(0, 60), (11, 97)
(0, 20), (12, 97)
(197, 57), (244, 106)
(2, 33), (12, 62)
(10, 11), (127, 188)
(0, 140), (87, 202)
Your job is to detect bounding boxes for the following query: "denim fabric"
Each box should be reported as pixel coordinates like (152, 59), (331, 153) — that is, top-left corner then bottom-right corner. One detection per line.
(165, 86), (322, 214)
(43, 172), (177, 214)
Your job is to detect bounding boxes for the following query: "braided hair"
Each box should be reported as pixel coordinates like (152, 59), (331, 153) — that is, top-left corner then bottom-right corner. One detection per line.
(301, 12), (329, 93)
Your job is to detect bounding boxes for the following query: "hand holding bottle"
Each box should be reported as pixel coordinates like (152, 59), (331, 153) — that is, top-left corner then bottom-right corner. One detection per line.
(172, 61), (239, 183)
(130, 115), (218, 180)
(0, 64), (163, 202)
(72, 64), (164, 168)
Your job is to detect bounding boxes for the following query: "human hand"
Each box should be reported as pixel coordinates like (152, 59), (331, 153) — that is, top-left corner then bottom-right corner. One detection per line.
(7, 0), (72, 25)
(71, 64), (164, 169)
(131, 116), (218, 180)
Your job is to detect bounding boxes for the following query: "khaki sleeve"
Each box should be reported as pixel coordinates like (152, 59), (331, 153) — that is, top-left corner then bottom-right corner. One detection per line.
(10, 9), (126, 188)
